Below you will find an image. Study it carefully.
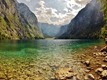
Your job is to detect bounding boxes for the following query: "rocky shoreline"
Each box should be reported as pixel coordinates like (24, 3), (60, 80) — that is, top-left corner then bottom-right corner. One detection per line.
(51, 45), (107, 80)
(0, 43), (106, 80)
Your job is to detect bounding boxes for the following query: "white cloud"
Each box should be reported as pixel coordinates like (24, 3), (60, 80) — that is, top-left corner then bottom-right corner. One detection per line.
(26, 0), (31, 2)
(17, 0), (90, 25)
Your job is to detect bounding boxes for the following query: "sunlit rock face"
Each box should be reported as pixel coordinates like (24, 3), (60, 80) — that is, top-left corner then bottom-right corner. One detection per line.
(0, 0), (43, 40)
(58, 0), (104, 39)
(17, 3), (38, 26)
(17, 3), (43, 38)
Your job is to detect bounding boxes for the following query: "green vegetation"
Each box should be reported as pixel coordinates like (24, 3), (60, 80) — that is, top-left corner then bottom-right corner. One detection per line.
(0, 0), (43, 40)
(100, 0), (107, 38)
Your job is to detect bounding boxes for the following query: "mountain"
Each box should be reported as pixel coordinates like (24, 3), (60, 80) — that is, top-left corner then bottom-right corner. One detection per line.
(0, 0), (43, 40)
(38, 23), (61, 38)
(17, 3), (43, 39)
(58, 0), (104, 39)
(56, 25), (68, 37)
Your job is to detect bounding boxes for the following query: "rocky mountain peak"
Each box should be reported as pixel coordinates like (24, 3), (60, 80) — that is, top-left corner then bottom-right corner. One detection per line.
(57, 0), (104, 39)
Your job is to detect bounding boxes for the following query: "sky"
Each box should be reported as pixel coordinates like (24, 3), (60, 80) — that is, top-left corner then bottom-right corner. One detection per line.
(17, 0), (90, 25)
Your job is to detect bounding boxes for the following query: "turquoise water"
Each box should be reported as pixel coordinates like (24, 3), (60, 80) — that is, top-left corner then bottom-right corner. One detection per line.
(0, 39), (104, 79)
(0, 39), (103, 57)
(0, 39), (103, 52)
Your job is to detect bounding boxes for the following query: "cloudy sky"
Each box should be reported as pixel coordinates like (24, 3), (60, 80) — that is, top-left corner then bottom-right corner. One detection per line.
(17, 0), (90, 25)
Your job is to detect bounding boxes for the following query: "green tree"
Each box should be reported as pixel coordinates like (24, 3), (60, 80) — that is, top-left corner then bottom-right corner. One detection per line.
(100, 0), (107, 38)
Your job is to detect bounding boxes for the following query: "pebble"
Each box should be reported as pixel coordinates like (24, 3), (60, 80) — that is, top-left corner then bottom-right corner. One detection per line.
(87, 67), (92, 70)
(84, 75), (88, 80)
(95, 68), (103, 74)
(100, 46), (107, 52)
(50, 77), (56, 80)
(85, 69), (90, 73)
(103, 58), (107, 62)
(87, 74), (95, 80)
(94, 46), (98, 49)
(101, 70), (107, 78)
(85, 61), (90, 67)
(101, 65), (107, 70)
(102, 52), (107, 56)
(105, 56), (107, 59)
(84, 74), (95, 80)
(54, 68), (80, 80)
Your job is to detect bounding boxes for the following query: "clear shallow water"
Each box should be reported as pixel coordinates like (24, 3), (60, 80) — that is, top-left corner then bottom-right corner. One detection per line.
(0, 39), (103, 51)
(0, 39), (103, 60)
(0, 39), (104, 79)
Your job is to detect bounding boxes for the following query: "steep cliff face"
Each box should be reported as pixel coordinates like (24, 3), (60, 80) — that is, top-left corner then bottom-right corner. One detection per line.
(17, 3), (43, 39)
(58, 0), (104, 39)
(0, 0), (43, 40)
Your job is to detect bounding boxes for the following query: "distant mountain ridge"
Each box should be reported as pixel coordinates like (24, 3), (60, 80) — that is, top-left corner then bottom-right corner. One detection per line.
(58, 0), (104, 39)
(38, 23), (61, 38)
(56, 25), (68, 38)
(0, 0), (43, 40)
